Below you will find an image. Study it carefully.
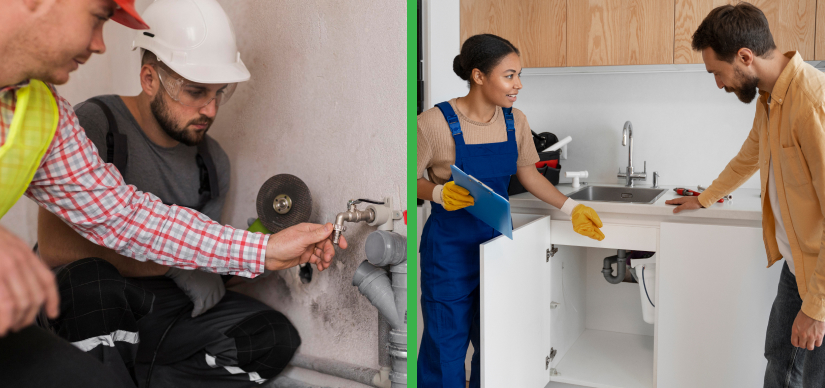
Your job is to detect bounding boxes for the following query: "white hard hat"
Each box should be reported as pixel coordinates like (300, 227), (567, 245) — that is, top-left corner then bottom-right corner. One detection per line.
(132, 0), (250, 84)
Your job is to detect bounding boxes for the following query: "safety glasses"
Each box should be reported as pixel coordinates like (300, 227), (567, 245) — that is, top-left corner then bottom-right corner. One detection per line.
(154, 65), (238, 108)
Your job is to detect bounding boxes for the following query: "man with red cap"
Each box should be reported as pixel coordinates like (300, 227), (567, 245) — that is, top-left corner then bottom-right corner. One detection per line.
(0, 1), (345, 387)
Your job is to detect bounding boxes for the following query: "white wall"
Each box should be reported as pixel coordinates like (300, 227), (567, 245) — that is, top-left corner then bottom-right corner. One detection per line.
(5, 1), (406, 387)
(423, 0), (760, 191)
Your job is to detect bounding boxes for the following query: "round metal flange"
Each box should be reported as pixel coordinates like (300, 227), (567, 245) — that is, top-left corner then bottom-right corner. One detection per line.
(273, 194), (292, 214)
(256, 174), (312, 233)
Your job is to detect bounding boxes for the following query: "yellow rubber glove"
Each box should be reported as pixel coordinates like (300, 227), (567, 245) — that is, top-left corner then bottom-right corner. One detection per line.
(571, 204), (605, 241)
(442, 181), (474, 211)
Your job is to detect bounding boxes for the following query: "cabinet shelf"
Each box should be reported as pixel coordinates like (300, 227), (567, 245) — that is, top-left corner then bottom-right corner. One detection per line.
(549, 329), (653, 388)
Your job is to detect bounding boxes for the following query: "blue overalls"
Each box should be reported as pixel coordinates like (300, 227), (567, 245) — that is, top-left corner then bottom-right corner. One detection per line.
(418, 101), (518, 388)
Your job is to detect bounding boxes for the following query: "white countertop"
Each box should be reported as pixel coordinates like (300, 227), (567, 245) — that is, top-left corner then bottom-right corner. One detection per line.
(510, 183), (763, 225)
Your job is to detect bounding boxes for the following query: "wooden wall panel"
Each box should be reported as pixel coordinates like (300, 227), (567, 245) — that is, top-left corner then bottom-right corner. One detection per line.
(674, 0), (714, 64)
(675, 0), (816, 64)
(816, 0), (825, 60)
(459, 0), (566, 68)
(567, 0), (674, 67)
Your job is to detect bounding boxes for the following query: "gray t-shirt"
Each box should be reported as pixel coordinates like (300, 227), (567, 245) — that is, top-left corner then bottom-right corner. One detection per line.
(74, 95), (230, 222)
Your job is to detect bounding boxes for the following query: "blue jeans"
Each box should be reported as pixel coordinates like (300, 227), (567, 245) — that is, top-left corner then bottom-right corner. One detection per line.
(764, 262), (825, 388)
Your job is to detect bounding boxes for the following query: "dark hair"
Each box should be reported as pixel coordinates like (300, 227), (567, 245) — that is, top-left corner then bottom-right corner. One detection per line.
(691, 3), (776, 62)
(141, 49), (158, 66)
(454, 34), (520, 85)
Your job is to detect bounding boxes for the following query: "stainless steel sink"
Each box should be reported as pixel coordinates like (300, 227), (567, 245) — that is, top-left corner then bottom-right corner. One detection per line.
(567, 185), (668, 204)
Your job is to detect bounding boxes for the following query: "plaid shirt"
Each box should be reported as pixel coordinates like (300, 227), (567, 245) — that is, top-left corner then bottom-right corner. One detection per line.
(0, 81), (267, 277)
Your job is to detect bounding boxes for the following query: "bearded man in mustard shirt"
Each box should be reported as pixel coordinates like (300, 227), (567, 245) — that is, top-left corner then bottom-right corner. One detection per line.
(667, 4), (825, 387)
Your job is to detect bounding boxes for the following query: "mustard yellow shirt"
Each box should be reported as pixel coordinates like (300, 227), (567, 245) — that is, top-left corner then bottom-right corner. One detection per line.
(699, 52), (825, 320)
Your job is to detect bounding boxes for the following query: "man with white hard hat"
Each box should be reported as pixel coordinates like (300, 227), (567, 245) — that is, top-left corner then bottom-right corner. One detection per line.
(0, 0), (345, 387)
(38, 1), (305, 386)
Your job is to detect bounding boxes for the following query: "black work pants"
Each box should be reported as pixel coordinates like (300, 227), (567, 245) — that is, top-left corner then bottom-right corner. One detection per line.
(49, 258), (300, 388)
(0, 325), (127, 388)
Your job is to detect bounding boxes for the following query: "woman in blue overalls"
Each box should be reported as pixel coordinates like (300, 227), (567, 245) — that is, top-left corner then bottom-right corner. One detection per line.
(417, 34), (606, 387)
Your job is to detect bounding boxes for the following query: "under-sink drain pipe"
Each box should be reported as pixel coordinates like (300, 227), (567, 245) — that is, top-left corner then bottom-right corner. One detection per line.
(603, 249), (628, 284)
(354, 230), (408, 388)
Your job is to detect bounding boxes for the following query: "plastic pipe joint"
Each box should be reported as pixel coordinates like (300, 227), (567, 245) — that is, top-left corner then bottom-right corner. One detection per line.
(603, 249), (627, 284)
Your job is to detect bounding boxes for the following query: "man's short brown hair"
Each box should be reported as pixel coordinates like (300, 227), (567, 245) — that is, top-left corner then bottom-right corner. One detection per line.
(691, 2), (776, 63)
(141, 49), (158, 66)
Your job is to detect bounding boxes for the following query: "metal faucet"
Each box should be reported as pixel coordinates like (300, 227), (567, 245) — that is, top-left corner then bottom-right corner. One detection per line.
(332, 199), (382, 245)
(617, 121), (647, 187)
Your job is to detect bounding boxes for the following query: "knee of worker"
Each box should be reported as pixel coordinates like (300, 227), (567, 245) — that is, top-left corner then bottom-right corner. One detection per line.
(50, 258), (154, 342)
(225, 310), (301, 378)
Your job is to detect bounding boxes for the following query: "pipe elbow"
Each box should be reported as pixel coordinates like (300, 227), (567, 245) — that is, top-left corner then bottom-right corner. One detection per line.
(334, 212), (347, 227)
(602, 250), (627, 284)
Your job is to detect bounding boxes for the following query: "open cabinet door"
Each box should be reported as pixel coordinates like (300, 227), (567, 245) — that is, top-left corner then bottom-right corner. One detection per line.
(480, 215), (552, 388)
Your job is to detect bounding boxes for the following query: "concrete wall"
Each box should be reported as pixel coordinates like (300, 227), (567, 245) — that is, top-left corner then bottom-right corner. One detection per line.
(5, 1), (406, 387)
(213, 2), (406, 386)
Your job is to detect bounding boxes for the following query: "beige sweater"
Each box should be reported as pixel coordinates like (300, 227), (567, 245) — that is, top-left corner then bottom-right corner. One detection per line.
(417, 98), (540, 185)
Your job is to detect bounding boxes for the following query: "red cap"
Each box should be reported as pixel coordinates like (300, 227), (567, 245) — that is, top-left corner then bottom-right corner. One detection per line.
(111, 0), (149, 30)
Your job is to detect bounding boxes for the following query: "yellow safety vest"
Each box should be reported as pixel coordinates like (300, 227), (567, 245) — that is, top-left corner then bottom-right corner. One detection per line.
(0, 80), (59, 218)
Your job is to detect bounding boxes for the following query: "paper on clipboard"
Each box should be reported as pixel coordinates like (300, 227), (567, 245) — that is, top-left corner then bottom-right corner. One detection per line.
(451, 165), (513, 239)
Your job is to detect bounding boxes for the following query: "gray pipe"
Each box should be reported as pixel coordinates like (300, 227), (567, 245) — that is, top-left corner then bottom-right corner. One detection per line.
(353, 261), (404, 330)
(365, 231), (407, 267)
(289, 354), (386, 388)
(389, 262), (407, 388)
(265, 376), (331, 388)
(603, 249), (627, 284)
(378, 315), (391, 368)
(388, 329), (407, 388)
(357, 230), (408, 387)
(390, 262), (407, 329)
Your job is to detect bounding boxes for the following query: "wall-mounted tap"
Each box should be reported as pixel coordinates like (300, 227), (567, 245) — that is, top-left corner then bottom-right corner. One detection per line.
(617, 121), (647, 187)
(332, 197), (402, 245)
(333, 199), (378, 245)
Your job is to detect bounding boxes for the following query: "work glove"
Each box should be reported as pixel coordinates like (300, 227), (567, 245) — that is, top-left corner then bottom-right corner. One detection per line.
(165, 267), (226, 317)
(433, 181), (474, 211)
(561, 198), (605, 241)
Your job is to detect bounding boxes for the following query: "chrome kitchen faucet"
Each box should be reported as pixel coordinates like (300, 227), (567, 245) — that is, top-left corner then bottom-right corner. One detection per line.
(617, 121), (647, 187)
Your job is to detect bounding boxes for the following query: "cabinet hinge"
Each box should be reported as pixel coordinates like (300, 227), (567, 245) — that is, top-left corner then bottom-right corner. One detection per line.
(546, 245), (558, 261)
(550, 368), (560, 376)
(546, 348), (557, 370)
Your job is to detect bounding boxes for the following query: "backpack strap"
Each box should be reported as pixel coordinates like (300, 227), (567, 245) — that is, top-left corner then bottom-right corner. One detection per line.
(86, 97), (219, 209)
(86, 98), (128, 175)
(196, 140), (220, 201)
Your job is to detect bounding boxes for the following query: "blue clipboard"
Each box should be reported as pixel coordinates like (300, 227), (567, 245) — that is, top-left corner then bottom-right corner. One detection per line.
(451, 165), (513, 239)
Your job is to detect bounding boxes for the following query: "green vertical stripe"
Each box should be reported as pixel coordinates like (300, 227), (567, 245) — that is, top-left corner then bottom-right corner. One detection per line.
(407, 0), (418, 386)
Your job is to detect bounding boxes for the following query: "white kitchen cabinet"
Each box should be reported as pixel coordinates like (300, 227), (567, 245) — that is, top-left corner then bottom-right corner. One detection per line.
(657, 222), (781, 388)
(481, 214), (781, 388)
(481, 214), (658, 388)
(480, 215), (554, 388)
